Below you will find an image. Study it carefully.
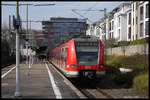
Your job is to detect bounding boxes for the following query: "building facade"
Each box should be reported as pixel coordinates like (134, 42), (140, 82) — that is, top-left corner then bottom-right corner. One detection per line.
(41, 17), (86, 50)
(86, 1), (149, 43)
(86, 3), (132, 42)
(131, 1), (149, 41)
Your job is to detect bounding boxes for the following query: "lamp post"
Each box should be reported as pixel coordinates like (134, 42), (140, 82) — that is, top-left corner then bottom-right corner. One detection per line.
(15, 1), (21, 97)
(104, 8), (107, 65)
(104, 8), (107, 47)
(26, 4), (29, 76)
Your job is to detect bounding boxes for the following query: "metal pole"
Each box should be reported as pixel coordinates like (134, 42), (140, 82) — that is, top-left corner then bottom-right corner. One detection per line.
(29, 20), (31, 68)
(15, 1), (21, 97)
(26, 4), (29, 76)
(9, 15), (11, 33)
(104, 8), (107, 65)
(30, 21), (33, 48)
(9, 15), (12, 55)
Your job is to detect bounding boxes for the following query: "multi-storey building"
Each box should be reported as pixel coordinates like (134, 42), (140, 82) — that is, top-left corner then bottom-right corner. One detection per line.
(107, 3), (131, 42)
(86, 1), (149, 43)
(41, 17), (86, 50)
(86, 3), (131, 42)
(131, 1), (149, 41)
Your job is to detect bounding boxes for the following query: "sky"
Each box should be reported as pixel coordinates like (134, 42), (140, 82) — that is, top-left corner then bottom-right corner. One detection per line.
(2, 1), (131, 30)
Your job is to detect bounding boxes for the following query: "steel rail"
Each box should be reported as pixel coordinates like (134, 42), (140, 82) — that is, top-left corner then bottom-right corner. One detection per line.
(96, 88), (117, 99)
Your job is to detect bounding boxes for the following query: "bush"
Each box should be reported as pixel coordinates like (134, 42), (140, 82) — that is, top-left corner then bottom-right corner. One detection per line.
(114, 72), (134, 88)
(129, 37), (149, 45)
(106, 54), (149, 71)
(118, 41), (130, 47)
(106, 54), (149, 90)
(133, 73), (149, 95)
(106, 37), (149, 48)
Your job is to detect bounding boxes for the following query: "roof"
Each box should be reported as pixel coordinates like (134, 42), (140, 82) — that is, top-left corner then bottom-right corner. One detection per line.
(41, 17), (86, 24)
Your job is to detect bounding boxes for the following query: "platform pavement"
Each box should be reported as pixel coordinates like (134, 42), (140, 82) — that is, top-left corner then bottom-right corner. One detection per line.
(1, 60), (82, 99)
(1, 62), (57, 98)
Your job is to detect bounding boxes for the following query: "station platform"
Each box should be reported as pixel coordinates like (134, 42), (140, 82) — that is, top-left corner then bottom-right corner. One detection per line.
(1, 61), (81, 99)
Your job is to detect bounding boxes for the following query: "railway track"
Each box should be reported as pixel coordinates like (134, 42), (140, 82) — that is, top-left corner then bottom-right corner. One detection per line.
(96, 88), (116, 98)
(47, 60), (117, 99)
(69, 77), (117, 99)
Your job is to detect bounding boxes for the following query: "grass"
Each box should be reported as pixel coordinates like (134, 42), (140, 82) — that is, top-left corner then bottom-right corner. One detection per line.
(106, 54), (148, 71)
(106, 54), (149, 96)
(133, 72), (149, 96)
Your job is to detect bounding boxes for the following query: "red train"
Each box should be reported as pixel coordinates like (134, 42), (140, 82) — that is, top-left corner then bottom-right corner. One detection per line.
(49, 36), (105, 79)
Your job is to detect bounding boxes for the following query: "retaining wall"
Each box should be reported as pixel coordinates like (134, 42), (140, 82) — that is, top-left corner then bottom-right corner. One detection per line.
(106, 44), (149, 56)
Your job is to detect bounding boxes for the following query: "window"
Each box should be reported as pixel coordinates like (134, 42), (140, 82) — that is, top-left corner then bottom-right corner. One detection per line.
(109, 32), (111, 39)
(133, 4), (134, 11)
(128, 27), (131, 39)
(109, 22), (111, 31)
(146, 4), (149, 18)
(140, 23), (143, 37)
(112, 32), (114, 38)
(118, 17), (120, 27)
(133, 17), (134, 26)
(118, 29), (120, 39)
(145, 21), (149, 35)
(136, 17), (138, 24)
(128, 12), (131, 25)
(112, 21), (114, 30)
(140, 6), (143, 21)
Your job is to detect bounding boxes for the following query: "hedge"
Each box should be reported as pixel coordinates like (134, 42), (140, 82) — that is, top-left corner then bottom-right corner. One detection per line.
(106, 37), (149, 48)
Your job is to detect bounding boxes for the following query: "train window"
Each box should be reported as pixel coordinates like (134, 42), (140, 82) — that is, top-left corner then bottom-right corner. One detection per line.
(75, 42), (99, 65)
(64, 48), (67, 63)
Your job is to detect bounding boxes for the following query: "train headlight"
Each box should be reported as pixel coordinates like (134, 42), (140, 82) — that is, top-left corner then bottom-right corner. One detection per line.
(99, 65), (104, 69)
(70, 64), (76, 68)
(67, 65), (69, 68)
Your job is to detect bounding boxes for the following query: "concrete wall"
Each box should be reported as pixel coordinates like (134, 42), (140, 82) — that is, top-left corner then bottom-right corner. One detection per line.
(106, 44), (149, 56)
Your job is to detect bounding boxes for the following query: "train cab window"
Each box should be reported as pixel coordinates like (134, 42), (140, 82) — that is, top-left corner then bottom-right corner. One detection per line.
(75, 41), (99, 65)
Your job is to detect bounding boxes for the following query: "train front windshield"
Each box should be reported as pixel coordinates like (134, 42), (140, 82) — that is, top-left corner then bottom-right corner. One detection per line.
(75, 41), (99, 65)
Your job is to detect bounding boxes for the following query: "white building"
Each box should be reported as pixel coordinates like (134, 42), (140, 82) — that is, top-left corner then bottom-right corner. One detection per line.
(86, 3), (132, 42)
(111, 3), (131, 42)
(131, 1), (149, 41)
(86, 2), (149, 43)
